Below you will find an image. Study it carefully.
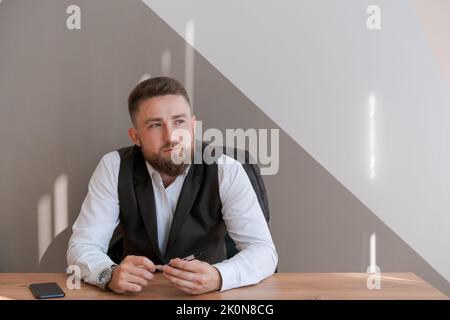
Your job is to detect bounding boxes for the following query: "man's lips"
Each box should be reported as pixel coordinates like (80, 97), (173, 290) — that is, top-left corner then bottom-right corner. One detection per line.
(162, 146), (182, 153)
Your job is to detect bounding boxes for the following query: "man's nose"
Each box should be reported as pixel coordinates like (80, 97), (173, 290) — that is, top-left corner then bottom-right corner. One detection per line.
(163, 124), (177, 144)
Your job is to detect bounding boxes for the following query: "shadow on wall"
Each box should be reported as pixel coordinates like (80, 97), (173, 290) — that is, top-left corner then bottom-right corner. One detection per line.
(38, 229), (71, 272)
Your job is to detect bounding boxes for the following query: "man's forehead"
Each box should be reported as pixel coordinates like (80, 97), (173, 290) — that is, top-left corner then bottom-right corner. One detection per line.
(138, 95), (192, 119)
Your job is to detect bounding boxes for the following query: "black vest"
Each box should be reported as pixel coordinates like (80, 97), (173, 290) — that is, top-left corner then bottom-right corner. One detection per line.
(117, 144), (226, 265)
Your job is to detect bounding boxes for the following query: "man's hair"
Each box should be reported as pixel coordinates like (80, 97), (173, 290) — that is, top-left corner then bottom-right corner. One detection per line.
(128, 76), (191, 125)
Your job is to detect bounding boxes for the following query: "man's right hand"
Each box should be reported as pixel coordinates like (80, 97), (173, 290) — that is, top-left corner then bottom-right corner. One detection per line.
(107, 255), (160, 294)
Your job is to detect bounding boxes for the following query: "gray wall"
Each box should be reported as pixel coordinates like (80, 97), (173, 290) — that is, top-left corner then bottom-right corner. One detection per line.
(0, 0), (449, 296)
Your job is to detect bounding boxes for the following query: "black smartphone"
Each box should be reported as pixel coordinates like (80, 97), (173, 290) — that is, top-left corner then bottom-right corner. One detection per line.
(29, 282), (65, 299)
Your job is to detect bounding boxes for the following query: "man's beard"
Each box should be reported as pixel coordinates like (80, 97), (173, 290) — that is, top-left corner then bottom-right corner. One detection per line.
(143, 141), (194, 177)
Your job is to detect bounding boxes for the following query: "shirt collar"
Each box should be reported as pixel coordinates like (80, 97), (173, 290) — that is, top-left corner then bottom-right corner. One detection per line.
(145, 161), (191, 181)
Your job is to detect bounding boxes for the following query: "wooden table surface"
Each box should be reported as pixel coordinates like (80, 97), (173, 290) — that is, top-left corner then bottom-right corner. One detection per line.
(0, 273), (447, 300)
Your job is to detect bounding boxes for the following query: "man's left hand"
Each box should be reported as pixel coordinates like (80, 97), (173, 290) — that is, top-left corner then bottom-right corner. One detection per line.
(162, 258), (222, 295)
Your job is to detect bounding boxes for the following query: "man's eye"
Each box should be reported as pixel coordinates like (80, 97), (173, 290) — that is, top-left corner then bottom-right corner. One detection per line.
(149, 123), (161, 128)
(175, 119), (185, 125)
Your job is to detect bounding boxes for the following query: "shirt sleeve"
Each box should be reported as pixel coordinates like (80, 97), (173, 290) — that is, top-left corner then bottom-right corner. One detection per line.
(213, 155), (278, 291)
(66, 151), (121, 286)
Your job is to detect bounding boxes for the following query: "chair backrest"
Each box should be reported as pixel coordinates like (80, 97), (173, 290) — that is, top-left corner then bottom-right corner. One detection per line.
(221, 146), (270, 258)
(107, 146), (271, 262)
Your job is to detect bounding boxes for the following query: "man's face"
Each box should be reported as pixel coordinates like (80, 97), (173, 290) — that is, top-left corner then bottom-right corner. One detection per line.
(129, 94), (195, 176)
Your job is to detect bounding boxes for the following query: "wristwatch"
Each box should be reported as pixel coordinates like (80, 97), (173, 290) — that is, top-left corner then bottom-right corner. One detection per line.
(96, 264), (118, 290)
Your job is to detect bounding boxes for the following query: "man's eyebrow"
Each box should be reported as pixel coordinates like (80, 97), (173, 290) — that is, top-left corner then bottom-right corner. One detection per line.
(144, 117), (163, 124)
(143, 114), (188, 125)
(172, 114), (188, 119)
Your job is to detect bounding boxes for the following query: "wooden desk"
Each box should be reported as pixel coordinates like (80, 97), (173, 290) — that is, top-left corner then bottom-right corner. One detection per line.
(0, 273), (447, 300)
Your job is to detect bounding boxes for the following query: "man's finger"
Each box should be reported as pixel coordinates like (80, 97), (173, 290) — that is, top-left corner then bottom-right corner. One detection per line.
(126, 256), (156, 272)
(174, 284), (196, 295)
(168, 258), (203, 273)
(122, 282), (142, 293)
(172, 284), (195, 295)
(162, 265), (200, 283)
(163, 272), (200, 290)
(128, 264), (155, 280)
(126, 274), (149, 287)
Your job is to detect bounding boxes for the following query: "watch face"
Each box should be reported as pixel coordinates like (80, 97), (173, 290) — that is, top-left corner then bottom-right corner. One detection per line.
(97, 269), (109, 284)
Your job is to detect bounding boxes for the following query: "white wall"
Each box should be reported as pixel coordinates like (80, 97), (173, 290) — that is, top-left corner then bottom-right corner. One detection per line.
(144, 0), (450, 282)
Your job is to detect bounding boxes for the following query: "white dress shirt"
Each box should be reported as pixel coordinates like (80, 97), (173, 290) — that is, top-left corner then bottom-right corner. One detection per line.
(67, 151), (278, 292)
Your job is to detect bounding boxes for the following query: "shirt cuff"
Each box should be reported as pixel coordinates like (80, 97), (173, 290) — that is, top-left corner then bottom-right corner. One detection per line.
(84, 258), (117, 286)
(213, 260), (239, 292)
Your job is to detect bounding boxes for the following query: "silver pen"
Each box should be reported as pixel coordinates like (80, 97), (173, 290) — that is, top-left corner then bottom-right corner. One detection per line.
(155, 252), (202, 272)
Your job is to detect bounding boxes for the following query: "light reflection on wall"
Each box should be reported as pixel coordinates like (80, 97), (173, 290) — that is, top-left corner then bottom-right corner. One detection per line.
(369, 232), (377, 273)
(37, 174), (69, 263)
(161, 49), (171, 76)
(185, 19), (195, 111)
(369, 93), (376, 180)
(54, 174), (68, 237)
(139, 73), (151, 83)
(37, 194), (52, 262)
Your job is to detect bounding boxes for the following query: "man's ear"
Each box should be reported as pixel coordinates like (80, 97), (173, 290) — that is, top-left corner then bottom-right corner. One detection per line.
(128, 127), (141, 147)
